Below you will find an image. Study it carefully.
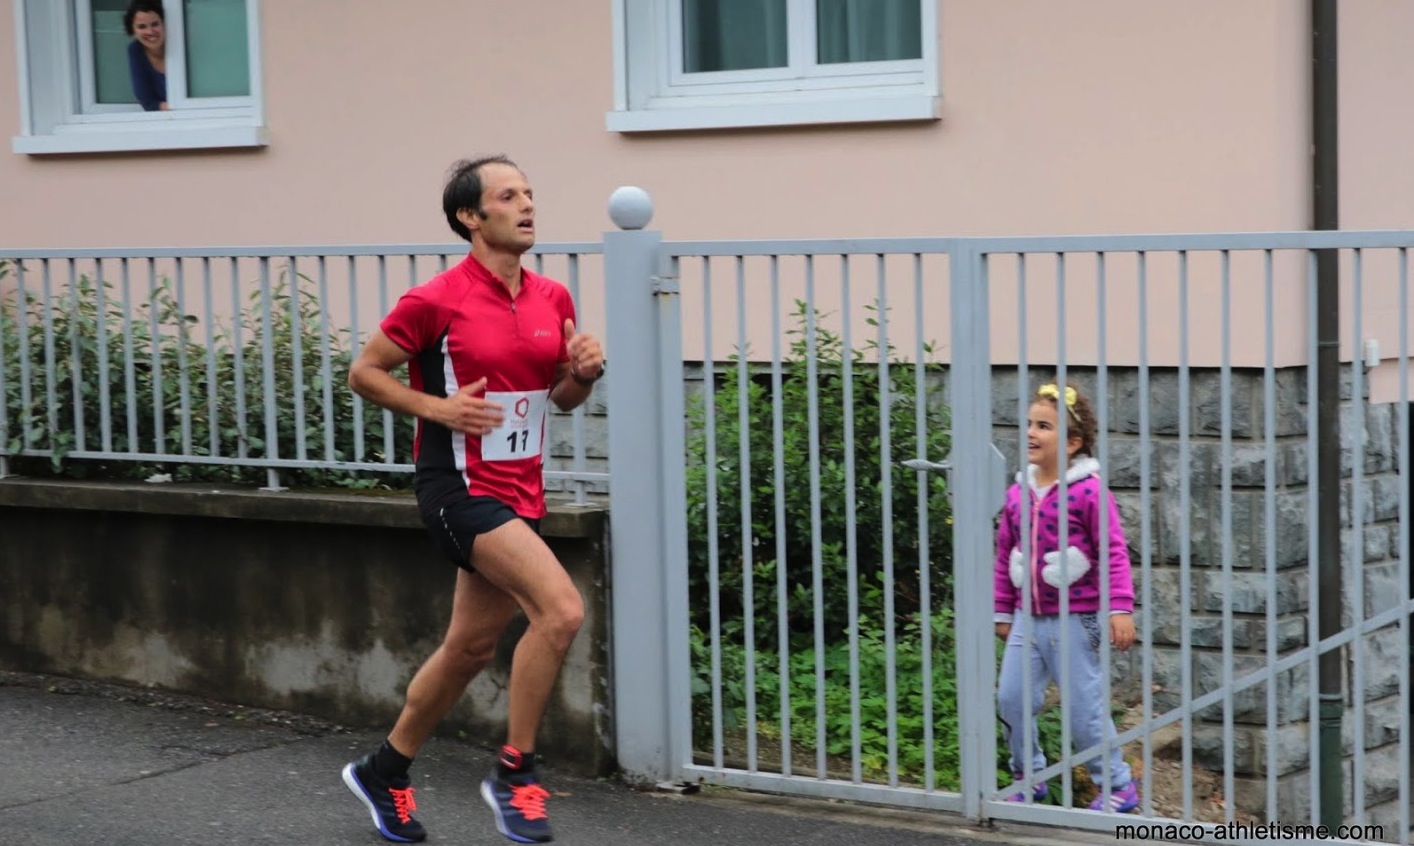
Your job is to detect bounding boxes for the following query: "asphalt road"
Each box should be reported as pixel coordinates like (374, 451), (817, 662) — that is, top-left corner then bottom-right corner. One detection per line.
(0, 671), (1126, 846)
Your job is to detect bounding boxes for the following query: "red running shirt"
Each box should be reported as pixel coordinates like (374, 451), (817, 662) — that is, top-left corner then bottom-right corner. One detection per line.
(380, 254), (574, 519)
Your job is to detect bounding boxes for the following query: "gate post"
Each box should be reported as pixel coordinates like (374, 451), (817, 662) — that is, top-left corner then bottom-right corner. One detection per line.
(949, 243), (998, 820)
(602, 187), (690, 783)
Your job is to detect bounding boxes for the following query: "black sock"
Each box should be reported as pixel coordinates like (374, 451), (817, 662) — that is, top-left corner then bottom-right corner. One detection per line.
(371, 739), (413, 781)
(497, 744), (536, 778)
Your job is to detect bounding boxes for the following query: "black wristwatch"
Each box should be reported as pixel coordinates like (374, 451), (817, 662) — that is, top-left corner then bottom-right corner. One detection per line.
(571, 362), (604, 387)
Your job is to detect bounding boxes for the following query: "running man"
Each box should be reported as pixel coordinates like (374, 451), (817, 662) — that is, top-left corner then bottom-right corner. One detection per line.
(342, 155), (604, 844)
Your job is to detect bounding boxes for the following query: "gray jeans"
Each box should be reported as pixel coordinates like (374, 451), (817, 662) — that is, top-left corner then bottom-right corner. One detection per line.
(997, 610), (1132, 788)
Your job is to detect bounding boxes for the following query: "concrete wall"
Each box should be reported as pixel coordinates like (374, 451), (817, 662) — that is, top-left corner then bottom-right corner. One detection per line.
(0, 480), (615, 777)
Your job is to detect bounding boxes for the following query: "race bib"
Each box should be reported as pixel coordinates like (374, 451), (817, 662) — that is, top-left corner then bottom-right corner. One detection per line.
(480, 390), (549, 462)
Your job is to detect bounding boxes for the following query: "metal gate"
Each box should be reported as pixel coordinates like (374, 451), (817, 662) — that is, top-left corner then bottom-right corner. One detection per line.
(603, 194), (1414, 844)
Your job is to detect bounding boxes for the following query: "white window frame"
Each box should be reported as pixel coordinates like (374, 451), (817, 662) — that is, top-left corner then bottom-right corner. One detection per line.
(12, 0), (267, 155)
(609, 0), (939, 133)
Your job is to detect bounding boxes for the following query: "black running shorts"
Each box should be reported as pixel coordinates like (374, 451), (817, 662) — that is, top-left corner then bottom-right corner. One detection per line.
(422, 494), (542, 572)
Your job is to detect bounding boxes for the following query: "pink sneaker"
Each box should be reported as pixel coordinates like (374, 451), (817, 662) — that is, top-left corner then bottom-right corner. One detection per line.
(1088, 782), (1140, 813)
(1004, 774), (1048, 803)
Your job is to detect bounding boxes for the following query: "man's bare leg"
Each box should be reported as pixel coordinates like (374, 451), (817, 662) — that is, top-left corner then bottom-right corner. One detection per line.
(468, 519), (585, 754)
(387, 567), (520, 758)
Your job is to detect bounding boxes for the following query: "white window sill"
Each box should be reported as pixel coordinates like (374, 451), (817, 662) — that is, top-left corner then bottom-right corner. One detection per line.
(12, 123), (269, 155)
(607, 94), (939, 133)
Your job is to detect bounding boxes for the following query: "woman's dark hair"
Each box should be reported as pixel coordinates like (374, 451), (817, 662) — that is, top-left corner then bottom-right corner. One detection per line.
(124, 1), (165, 36)
(442, 155), (518, 242)
(1033, 383), (1098, 457)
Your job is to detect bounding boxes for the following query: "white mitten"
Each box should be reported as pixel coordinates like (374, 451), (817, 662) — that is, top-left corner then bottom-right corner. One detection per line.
(1041, 546), (1091, 588)
(1009, 548), (1026, 588)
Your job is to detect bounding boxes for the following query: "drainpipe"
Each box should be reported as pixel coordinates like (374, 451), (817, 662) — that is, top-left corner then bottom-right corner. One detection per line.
(1311, 0), (1343, 831)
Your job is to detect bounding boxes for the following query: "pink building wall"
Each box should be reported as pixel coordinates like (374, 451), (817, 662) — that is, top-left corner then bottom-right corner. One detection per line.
(1, 1), (1411, 386)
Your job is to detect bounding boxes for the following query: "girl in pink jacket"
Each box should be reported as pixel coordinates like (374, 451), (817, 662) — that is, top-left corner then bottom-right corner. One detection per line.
(994, 383), (1138, 813)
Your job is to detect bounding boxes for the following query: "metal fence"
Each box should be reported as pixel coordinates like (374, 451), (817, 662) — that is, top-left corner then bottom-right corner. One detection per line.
(6, 209), (1414, 845)
(603, 200), (1414, 846)
(0, 244), (608, 502)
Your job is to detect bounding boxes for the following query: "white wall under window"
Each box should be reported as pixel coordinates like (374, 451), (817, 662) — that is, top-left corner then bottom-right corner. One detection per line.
(12, 0), (265, 154)
(610, 0), (939, 132)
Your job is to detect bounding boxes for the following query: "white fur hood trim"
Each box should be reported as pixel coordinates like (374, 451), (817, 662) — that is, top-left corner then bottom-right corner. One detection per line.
(1014, 456), (1101, 492)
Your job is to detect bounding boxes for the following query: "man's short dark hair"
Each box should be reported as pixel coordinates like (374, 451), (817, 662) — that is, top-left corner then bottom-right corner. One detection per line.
(443, 155), (518, 243)
(124, 0), (165, 36)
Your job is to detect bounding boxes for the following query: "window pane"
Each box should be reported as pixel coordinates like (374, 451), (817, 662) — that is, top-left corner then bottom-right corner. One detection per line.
(817, 0), (922, 64)
(683, 0), (787, 73)
(91, 0), (138, 105)
(185, 0), (250, 97)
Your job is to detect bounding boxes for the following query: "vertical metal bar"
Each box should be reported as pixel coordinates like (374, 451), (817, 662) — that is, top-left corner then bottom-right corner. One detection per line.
(259, 257), (278, 463)
(842, 254), (862, 784)
(1095, 251), (1114, 801)
(1138, 251), (1154, 819)
(950, 241), (992, 821)
(1263, 250), (1279, 824)
(1306, 250), (1322, 825)
(231, 258), (248, 460)
(0, 260), (11, 466)
(912, 253), (935, 792)
(1178, 250), (1193, 820)
(66, 259), (85, 453)
(379, 255), (394, 465)
(569, 254), (587, 505)
(1397, 247), (1411, 844)
(1016, 253), (1035, 803)
(14, 263), (34, 453)
(770, 255), (792, 778)
(96, 259), (112, 453)
(349, 256), (364, 462)
(41, 259), (58, 451)
(1055, 252), (1073, 807)
(318, 257), (335, 463)
(288, 258), (308, 462)
(175, 259), (192, 457)
(602, 213), (681, 780)
(659, 244), (695, 781)
(875, 253), (899, 787)
(804, 256), (827, 779)
(702, 257), (724, 770)
(1350, 248), (1366, 827)
(735, 255), (758, 772)
(1219, 250), (1236, 825)
(202, 258), (219, 459)
(147, 258), (164, 454)
(121, 259), (137, 453)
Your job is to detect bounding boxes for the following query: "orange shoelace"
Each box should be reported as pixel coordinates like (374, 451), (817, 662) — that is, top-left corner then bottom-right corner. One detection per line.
(389, 786), (417, 823)
(509, 783), (550, 821)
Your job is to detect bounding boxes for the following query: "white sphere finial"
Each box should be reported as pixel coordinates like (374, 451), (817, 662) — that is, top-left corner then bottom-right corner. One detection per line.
(608, 186), (654, 230)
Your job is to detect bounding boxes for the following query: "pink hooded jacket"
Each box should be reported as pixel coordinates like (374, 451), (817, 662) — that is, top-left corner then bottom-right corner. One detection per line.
(993, 456), (1135, 620)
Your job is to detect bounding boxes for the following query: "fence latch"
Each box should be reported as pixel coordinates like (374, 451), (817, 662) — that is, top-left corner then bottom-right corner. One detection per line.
(651, 273), (680, 295)
(902, 442), (1009, 517)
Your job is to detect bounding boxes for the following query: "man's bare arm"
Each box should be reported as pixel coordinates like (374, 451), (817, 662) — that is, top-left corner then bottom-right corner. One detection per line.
(348, 331), (504, 435)
(348, 331), (439, 420)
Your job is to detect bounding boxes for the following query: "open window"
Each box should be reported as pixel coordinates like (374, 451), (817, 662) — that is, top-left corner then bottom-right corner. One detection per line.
(610, 0), (939, 132)
(13, 0), (265, 154)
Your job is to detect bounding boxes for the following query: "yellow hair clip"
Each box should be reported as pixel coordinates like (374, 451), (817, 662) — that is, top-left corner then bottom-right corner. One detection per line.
(1038, 383), (1080, 420)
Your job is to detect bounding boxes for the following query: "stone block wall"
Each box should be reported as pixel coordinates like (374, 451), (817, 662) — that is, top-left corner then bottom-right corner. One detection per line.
(988, 364), (1407, 835)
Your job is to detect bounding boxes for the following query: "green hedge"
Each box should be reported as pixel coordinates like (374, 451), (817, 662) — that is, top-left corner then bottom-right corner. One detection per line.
(0, 262), (412, 488)
(683, 301), (1082, 795)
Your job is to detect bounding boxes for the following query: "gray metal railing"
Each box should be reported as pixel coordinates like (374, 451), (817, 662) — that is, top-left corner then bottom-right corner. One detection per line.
(598, 205), (1414, 845)
(0, 244), (607, 503)
(8, 201), (1414, 845)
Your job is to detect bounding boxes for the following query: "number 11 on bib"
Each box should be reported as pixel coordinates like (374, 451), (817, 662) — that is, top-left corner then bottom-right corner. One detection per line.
(480, 390), (549, 462)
